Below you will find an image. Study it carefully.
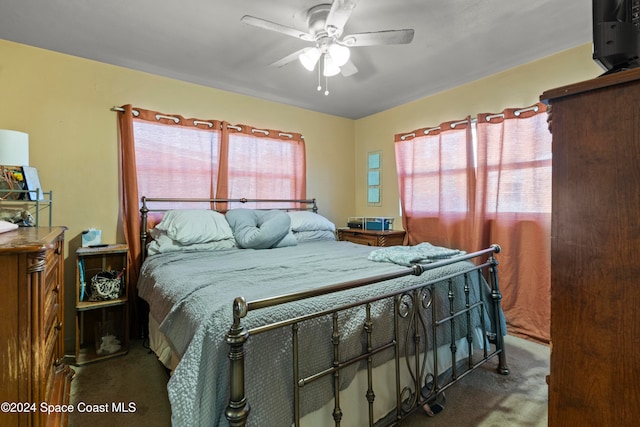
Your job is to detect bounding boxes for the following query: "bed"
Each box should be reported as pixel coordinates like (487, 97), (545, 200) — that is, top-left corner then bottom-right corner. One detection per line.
(136, 197), (509, 426)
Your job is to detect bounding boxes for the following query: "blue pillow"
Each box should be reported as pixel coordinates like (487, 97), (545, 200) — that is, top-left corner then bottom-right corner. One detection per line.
(226, 209), (297, 249)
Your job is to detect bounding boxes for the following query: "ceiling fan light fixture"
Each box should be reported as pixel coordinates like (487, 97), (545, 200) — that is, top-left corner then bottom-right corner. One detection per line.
(299, 47), (321, 71)
(323, 54), (341, 77)
(328, 43), (350, 66)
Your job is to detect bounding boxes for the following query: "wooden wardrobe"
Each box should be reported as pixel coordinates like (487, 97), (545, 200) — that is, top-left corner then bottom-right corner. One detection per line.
(541, 69), (640, 426)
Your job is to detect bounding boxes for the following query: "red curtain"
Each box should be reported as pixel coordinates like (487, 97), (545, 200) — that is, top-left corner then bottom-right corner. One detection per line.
(220, 124), (306, 210)
(395, 104), (551, 343)
(117, 105), (306, 289)
(394, 117), (476, 250)
(475, 103), (551, 343)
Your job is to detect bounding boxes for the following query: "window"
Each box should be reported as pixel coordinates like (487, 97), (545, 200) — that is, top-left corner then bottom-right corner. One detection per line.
(395, 120), (474, 218)
(126, 110), (306, 211)
(476, 108), (552, 216)
(226, 131), (306, 207)
(134, 121), (221, 208)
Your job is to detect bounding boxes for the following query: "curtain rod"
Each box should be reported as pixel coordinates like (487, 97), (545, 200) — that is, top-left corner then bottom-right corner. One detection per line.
(398, 104), (541, 141)
(110, 106), (299, 139)
(111, 106), (140, 116)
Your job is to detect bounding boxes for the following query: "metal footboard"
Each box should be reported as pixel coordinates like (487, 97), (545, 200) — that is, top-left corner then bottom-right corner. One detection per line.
(225, 244), (509, 426)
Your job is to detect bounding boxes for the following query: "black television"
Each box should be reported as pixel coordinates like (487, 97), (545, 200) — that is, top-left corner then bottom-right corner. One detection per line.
(593, 0), (640, 73)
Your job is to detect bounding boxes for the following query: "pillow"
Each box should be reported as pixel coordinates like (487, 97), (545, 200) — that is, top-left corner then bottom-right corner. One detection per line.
(287, 211), (336, 232)
(154, 210), (234, 245)
(293, 230), (336, 243)
(147, 231), (236, 255)
(226, 209), (296, 249)
(274, 229), (298, 248)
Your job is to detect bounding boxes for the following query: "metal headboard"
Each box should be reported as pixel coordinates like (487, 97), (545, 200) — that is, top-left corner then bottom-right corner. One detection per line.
(139, 196), (318, 263)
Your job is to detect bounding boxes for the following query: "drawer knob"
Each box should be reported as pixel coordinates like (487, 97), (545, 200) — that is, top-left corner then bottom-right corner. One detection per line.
(55, 322), (63, 330)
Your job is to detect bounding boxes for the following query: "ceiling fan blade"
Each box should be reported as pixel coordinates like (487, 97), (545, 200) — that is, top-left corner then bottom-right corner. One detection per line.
(342, 29), (415, 47)
(340, 60), (358, 77)
(269, 48), (310, 68)
(241, 15), (314, 41)
(325, 0), (359, 37)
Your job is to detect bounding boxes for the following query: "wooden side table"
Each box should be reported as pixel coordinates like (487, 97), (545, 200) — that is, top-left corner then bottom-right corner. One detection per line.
(75, 244), (129, 365)
(337, 228), (405, 247)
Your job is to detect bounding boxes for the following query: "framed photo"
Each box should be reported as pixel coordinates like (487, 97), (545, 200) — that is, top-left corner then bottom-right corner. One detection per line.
(368, 152), (381, 169)
(368, 170), (380, 186)
(368, 187), (380, 204)
(22, 166), (44, 201)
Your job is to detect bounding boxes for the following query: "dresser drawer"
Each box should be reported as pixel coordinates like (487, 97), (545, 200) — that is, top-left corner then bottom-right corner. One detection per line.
(337, 228), (406, 247)
(44, 238), (61, 294)
(44, 279), (60, 337)
(43, 317), (61, 393)
(341, 232), (377, 246)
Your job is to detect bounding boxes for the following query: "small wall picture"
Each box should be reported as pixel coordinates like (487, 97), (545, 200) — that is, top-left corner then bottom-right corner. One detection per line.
(368, 152), (381, 169)
(368, 187), (380, 204)
(367, 151), (382, 206)
(368, 170), (380, 186)
(22, 166), (44, 201)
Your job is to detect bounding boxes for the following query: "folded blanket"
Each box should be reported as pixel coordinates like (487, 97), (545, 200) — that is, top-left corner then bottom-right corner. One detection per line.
(368, 242), (465, 266)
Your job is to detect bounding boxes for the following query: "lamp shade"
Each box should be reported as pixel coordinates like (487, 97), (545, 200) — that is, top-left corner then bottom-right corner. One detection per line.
(0, 130), (29, 166)
(323, 55), (341, 77)
(328, 43), (350, 66)
(299, 47), (321, 71)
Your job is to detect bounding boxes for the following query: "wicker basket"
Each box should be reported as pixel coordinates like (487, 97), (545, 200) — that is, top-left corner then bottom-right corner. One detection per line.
(88, 271), (122, 301)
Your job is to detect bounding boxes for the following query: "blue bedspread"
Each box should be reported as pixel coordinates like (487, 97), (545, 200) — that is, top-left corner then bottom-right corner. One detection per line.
(138, 240), (498, 426)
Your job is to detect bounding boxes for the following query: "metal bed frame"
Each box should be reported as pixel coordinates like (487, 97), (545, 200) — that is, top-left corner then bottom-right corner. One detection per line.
(138, 197), (509, 426)
(225, 246), (508, 426)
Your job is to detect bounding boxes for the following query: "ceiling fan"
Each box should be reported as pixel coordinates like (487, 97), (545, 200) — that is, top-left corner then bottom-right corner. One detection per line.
(241, 0), (415, 94)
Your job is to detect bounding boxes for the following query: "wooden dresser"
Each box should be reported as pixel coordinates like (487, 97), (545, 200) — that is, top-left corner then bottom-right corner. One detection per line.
(541, 69), (640, 426)
(337, 228), (405, 246)
(0, 226), (73, 426)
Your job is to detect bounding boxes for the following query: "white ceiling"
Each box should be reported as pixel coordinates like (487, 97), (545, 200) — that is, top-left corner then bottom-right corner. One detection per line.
(0, 0), (593, 119)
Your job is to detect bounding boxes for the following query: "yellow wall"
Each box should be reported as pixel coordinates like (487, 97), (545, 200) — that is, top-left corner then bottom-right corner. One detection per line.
(354, 43), (603, 222)
(0, 39), (603, 351)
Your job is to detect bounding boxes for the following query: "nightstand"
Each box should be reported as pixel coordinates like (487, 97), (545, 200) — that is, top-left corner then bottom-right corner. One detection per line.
(75, 244), (129, 365)
(337, 228), (406, 247)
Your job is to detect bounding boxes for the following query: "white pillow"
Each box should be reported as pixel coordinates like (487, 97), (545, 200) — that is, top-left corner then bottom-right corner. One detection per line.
(293, 230), (336, 243)
(154, 210), (234, 245)
(147, 232), (236, 255)
(287, 211), (335, 232)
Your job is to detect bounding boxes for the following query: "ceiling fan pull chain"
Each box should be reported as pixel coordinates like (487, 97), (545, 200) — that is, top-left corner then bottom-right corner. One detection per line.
(317, 59), (322, 92)
(325, 75), (329, 96)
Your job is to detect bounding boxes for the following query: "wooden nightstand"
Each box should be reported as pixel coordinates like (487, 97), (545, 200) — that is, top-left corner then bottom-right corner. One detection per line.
(337, 228), (406, 247)
(75, 244), (129, 365)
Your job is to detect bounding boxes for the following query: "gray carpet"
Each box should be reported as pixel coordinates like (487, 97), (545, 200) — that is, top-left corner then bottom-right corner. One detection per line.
(68, 340), (171, 427)
(68, 335), (548, 426)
